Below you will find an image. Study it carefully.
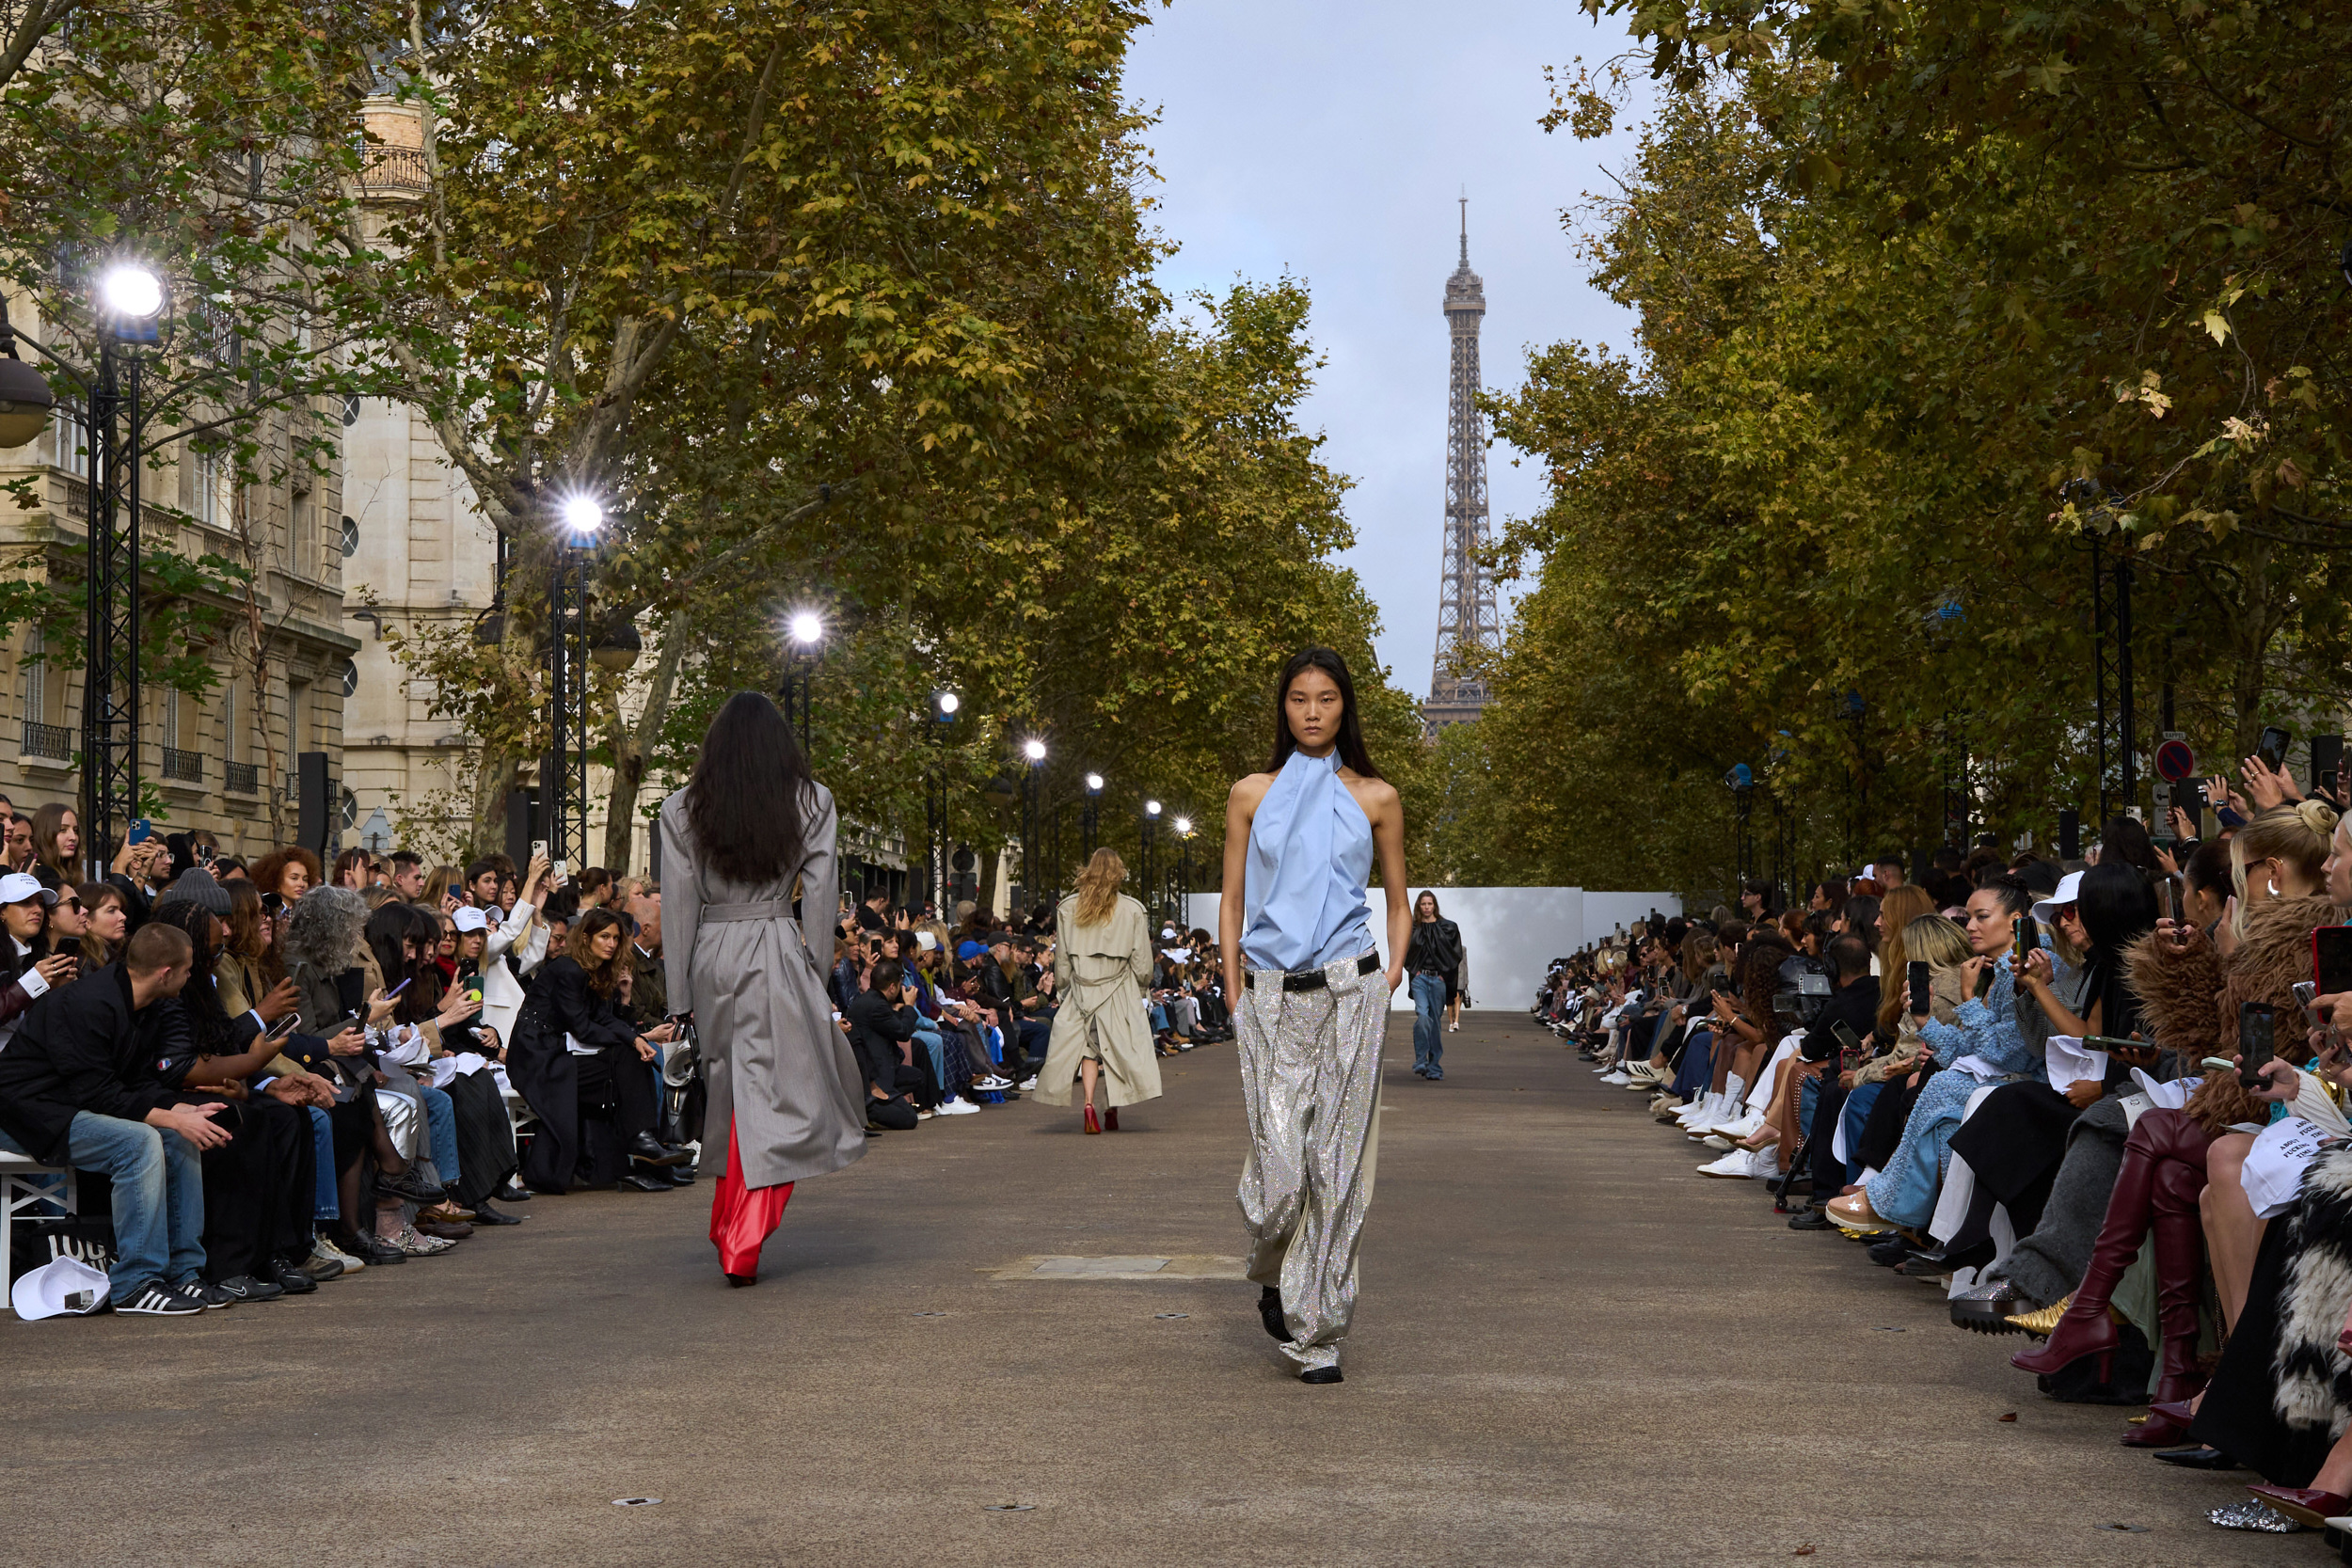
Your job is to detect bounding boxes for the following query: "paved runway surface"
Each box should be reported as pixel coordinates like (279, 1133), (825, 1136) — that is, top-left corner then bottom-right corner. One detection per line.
(5, 1012), (2315, 1565)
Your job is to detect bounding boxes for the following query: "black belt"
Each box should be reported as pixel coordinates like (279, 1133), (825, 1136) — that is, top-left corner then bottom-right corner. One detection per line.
(1247, 953), (1379, 992)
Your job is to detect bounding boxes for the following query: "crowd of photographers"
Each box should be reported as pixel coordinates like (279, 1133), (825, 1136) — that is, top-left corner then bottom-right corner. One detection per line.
(1538, 754), (2352, 1538)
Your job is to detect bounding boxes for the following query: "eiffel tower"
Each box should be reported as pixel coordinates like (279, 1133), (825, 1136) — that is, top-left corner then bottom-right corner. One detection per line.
(1425, 197), (1501, 736)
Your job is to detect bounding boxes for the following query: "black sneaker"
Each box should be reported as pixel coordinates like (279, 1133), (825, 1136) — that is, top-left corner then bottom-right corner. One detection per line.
(116, 1282), (205, 1316)
(468, 1201), (523, 1226)
(377, 1166), (447, 1205)
(270, 1260), (320, 1294)
(493, 1181), (532, 1203)
(214, 1274), (287, 1304)
(174, 1276), (239, 1308)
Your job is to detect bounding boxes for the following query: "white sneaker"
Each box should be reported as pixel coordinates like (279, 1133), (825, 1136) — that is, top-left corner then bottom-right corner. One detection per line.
(1017, 1076), (1039, 1092)
(1598, 1070), (1631, 1085)
(916, 1108), (935, 1120)
(312, 1238), (363, 1274)
(1701, 1134), (1733, 1151)
(1697, 1148), (1760, 1179)
(1708, 1111), (1767, 1143)
(1675, 1093), (1722, 1127)
(973, 1075), (1011, 1091)
(936, 1097), (979, 1117)
(1744, 1148), (1780, 1178)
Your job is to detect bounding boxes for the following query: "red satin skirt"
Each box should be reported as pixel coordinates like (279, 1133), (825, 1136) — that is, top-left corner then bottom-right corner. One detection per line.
(708, 1117), (791, 1278)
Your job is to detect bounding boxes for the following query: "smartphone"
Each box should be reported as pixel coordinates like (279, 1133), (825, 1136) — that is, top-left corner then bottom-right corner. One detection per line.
(1973, 962), (1995, 999)
(531, 839), (548, 863)
(2312, 736), (2344, 794)
(2258, 725), (2292, 772)
(126, 817), (152, 846)
(2180, 781), (2206, 817)
(2240, 1002), (2277, 1087)
(262, 1012), (301, 1043)
(2294, 980), (2319, 1012)
(260, 891), (284, 915)
(383, 976), (411, 999)
(1907, 959), (1931, 1017)
(2316, 927), (2352, 995)
(552, 860), (569, 885)
(2160, 878), (2180, 925)
(2012, 914), (2040, 964)
(1830, 1020), (1864, 1057)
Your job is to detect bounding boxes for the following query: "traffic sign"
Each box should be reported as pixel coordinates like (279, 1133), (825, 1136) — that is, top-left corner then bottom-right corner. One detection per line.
(2154, 739), (2197, 782)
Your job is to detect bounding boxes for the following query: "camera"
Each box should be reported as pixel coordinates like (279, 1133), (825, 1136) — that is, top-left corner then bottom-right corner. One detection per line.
(1771, 955), (1833, 1031)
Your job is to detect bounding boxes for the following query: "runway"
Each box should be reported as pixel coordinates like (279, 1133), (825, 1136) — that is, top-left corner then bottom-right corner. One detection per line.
(2, 1012), (2291, 1565)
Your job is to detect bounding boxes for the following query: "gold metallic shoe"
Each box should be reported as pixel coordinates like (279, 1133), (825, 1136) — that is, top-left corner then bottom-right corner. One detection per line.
(2004, 1293), (2074, 1338)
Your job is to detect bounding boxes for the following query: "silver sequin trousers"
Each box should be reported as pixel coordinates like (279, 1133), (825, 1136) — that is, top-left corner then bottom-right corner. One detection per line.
(1235, 951), (1388, 1372)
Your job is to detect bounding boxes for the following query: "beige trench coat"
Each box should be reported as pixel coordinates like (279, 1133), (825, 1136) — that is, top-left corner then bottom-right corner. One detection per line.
(1033, 893), (1161, 1109)
(660, 781), (868, 1189)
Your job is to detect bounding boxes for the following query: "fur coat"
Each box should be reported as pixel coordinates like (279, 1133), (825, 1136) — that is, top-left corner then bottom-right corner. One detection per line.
(2274, 1148), (2352, 1436)
(2126, 893), (2333, 1134)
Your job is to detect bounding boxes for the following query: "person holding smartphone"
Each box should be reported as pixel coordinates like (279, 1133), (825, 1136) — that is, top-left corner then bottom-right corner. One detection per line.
(0, 872), (75, 1049)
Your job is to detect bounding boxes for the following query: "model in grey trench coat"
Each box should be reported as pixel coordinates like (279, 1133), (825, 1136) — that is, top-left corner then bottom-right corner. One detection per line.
(1033, 892), (1162, 1109)
(660, 780), (867, 1189)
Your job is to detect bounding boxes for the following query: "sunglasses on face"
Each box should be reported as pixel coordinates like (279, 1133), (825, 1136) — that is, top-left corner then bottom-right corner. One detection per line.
(57, 899), (83, 913)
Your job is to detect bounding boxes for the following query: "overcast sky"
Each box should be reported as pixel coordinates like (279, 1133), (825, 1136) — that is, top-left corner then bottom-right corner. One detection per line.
(1124, 0), (1650, 699)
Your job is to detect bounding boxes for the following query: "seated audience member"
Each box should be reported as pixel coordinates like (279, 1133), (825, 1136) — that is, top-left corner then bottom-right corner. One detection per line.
(0, 872), (75, 1047)
(847, 957), (933, 1129)
(511, 907), (684, 1193)
(0, 922), (229, 1315)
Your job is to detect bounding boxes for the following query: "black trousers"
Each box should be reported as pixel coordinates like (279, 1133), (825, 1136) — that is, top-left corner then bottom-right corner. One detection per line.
(199, 1094), (313, 1281)
(572, 1047), (660, 1140)
(1805, 1072), (1847, 1196)
(441, 1069), (519, 1208)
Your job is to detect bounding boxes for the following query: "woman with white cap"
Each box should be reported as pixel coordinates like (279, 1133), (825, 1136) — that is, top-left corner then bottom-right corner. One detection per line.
(0, 871), (73, 1047)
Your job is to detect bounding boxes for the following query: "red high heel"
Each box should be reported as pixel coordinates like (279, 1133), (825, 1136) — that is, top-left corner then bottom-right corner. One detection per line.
(2010, 1299), (2120, 1378)
(1084, 1104), (1101, 1134)
(1104, 1106), (1120, 1132)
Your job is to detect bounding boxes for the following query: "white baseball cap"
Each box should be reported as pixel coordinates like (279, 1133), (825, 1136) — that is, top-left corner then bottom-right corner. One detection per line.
(0, 871), (56, 907)
(9, 1254), (109, 1319)
(2030, 871), (2084, 928)
(451, 906), (488, 933)
(915, 930), (938, 952)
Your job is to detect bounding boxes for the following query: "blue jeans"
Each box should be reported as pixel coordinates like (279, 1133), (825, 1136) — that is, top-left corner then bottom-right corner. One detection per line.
(912, 1023), (947, 1092)
(1409, 973), (1448, 1074)
(1840, 1084), (1884, 1186)
(305, 1106), (339, 1220)
(418, 1085), (460, 1190)
(0, 1111), (207, 1297)
(1672, 1030), (1714, 1100)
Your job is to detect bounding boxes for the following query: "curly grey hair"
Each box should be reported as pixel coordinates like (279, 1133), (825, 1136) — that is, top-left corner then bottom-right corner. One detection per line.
(281, 884), (367, 975)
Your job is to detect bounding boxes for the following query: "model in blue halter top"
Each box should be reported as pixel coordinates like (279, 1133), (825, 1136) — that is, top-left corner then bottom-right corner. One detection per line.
(1239, 747), (1375, 973)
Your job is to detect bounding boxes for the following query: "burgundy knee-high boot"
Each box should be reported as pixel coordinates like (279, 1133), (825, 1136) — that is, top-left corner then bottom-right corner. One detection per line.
(2122, 1119), (2217, 1446)
(2011, 1112), (2171, 1380)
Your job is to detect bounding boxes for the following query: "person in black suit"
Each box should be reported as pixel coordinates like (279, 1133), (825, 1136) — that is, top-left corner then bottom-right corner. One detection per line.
(846, 958), (934, 1129)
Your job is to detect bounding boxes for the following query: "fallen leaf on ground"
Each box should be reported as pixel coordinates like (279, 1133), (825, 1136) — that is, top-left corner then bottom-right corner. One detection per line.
(1793, 1546), (1816, 1558)
(1998, 1412), (2017, 1422)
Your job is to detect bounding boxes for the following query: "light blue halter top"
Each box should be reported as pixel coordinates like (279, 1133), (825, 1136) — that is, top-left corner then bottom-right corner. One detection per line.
(1240, 748), (1375, 972)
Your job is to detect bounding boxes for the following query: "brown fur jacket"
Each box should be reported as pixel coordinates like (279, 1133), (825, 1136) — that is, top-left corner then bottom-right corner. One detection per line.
(2125, 893), (2335, 1134)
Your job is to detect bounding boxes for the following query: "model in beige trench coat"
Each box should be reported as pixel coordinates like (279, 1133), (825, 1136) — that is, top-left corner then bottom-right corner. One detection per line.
(1032, 892), (1162, 1109)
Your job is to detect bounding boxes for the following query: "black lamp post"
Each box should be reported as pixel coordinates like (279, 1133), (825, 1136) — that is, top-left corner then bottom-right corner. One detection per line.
(1724, 763), (1755, 895)
(545, 495), (605, 871)
(1141, 797), (1162, 922)
(781, 610), (822, 752)
(928, 689), (959, 914)
(1173, 814), (1194, 926)
(1020, 736), (1046, 913)
(1082, 771), (1103, 858)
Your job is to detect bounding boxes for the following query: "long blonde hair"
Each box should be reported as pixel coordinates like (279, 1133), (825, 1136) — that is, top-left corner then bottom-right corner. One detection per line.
(1072, 847), (1126, 927)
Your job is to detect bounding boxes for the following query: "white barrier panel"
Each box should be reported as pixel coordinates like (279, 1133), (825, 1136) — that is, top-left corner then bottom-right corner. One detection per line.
(1179, 887), (1682, 1012)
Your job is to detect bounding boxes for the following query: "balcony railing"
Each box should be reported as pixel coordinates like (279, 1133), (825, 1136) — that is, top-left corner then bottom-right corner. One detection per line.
(225, 761), (259, 795)
(360, 146), (430, 194)
(20, 721), (70, 760)
(162, 746), (202, 783)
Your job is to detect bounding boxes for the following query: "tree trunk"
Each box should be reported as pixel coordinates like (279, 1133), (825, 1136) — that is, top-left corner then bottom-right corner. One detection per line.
(600, 608), (691, 873)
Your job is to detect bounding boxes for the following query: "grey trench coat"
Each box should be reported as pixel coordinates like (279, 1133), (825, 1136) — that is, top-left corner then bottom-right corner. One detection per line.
(1033, 893), (1161, 1109)
(660, 781), (867, 1189)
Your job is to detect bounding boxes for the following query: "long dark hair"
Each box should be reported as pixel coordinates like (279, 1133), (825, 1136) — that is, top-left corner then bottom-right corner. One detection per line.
(1263, 646), (1382, 779)
(2077, 860), (2158, 1039)
(365, 901), (444, 1024)
(685, 691), (816, 886)
(565, 906), (630, 996)
(150, 900), (232, 1053)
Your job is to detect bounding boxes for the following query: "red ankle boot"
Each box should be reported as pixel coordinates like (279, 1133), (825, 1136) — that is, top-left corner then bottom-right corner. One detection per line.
(1104, 1105), (1119, 1132)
